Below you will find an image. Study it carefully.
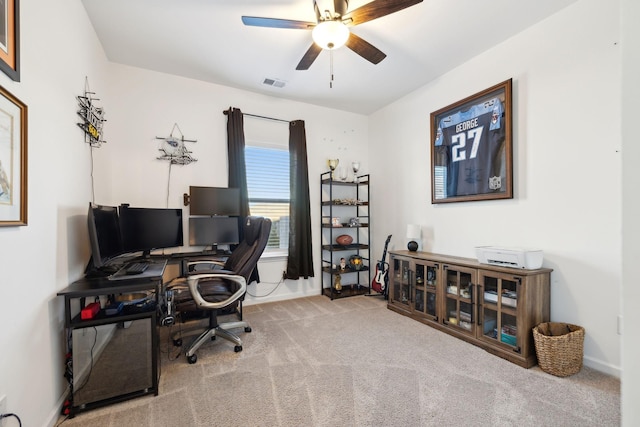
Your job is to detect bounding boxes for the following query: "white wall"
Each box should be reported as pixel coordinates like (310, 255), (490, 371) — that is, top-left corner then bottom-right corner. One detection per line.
(369, 0), (622, 376)
(0, 1), (111, 426)
(99, 63), (369, 304)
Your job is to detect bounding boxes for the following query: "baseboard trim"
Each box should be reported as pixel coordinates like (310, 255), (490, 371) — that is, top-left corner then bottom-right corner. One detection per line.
(583, 355), (621, 378)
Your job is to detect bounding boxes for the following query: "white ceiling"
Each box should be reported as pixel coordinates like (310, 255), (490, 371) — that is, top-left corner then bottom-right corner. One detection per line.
(81, 0), (577, 115)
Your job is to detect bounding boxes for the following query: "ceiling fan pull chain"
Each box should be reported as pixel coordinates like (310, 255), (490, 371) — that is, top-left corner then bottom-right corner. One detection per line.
(330, 49), (334, 89)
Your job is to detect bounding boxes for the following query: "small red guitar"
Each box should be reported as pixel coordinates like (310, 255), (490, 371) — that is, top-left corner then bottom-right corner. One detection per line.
(372, 234), (392, 297)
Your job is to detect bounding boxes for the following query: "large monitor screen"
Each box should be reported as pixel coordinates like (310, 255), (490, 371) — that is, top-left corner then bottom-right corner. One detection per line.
(87, 203), (124, 270)
(119, 206), (184, 255)
(189, 216), (240, 247)
(189, 186), (240, 216)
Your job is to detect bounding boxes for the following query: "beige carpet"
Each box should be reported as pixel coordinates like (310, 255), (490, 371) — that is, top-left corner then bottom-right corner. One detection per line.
(57, 295), (620, 426)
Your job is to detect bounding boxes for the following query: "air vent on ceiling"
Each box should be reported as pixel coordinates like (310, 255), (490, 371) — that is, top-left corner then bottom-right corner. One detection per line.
(263, 78), (286, 88)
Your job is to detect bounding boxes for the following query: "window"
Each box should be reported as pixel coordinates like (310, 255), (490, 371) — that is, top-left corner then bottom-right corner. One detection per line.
(245, 145), (290, 250)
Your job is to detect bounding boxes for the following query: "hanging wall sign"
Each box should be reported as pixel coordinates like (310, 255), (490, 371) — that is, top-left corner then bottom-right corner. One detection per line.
(156, 123), (197, 165)
(76, 78), (106, 147)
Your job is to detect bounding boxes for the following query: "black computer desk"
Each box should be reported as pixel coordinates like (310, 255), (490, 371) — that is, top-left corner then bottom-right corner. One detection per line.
(56, 252), (231, 416)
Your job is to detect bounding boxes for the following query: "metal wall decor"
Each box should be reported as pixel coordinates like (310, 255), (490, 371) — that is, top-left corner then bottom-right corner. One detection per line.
(76, 78), (106, 147)
(156, 123), (197, 165)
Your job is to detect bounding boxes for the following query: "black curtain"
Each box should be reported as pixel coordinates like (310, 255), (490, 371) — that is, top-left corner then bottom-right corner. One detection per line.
(224, 107), (258, 282)
(286, 120), (314, 279)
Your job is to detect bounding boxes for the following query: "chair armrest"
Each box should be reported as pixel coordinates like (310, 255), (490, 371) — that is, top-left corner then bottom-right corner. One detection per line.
(188, 260), (225, 267)
(186, 273), (247, 310)
(187, 260), (226, 273)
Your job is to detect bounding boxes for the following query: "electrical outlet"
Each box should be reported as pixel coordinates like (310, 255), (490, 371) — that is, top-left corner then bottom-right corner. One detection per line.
(0, 395), (6, 427)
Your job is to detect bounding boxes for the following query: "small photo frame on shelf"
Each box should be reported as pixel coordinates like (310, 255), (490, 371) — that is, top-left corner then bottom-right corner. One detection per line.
(430, 79), (513, 204)
(331, 217), (342, 227)
(0, 84), (27, 226)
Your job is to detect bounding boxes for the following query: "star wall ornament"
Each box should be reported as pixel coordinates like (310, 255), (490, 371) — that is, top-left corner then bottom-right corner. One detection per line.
(156, 123), (197, 165)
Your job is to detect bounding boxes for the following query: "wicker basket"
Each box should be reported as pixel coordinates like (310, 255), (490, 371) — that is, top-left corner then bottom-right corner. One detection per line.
(533, 322), (585, 377)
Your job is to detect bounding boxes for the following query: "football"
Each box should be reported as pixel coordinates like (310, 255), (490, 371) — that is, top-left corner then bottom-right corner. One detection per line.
(335, 234), (353, 246)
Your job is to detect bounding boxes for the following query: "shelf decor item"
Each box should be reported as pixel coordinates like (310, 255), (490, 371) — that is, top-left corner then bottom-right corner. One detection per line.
(334, 273), (342, 293)
(0, 85), (27, 226)
(335, 234), (353, 246)
(351, 161), (360, 182)
(327, 158), (339, 179)
(349, 255), (363, 270)
(338, 166), (348, 181)
(430, 79), (513, 204)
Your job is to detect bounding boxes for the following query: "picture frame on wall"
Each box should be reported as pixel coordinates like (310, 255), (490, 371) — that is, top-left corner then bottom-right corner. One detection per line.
(0, 85), (27, 226)
(0, 0), (19, 81)
(430, 79), (513, 204)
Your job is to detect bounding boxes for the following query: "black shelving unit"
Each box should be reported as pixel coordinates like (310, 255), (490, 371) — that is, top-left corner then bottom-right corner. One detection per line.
(320, 171), (371, 299)
(57, 276), (161, 417)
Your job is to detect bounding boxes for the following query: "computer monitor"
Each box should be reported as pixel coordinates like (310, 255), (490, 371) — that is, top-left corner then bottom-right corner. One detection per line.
(189, 186), (240, 216)
(87, 203), (124, 271)
(119, 205), (184, 257)
(189, 216), (240, 250)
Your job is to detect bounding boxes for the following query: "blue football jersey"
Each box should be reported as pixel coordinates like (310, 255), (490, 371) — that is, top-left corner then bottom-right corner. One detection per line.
(434, 97), (505, 197)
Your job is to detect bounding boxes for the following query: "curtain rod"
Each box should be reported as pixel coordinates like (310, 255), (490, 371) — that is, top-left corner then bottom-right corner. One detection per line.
(245, 113), (290, 123)
(223, 109), (290, 124)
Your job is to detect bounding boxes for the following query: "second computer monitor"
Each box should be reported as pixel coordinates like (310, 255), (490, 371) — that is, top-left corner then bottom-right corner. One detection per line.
(189, 216), (240, 247)
(189, 186), (240, 216)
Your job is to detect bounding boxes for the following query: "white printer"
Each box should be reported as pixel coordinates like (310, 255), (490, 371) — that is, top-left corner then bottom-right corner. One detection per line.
(475, 246), (543, 269)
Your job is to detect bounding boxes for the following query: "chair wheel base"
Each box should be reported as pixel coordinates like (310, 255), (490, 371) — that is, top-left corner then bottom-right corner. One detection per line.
(187, 354), (197, 364)
(245, 327), (252, 333)
(234, 345), (243, 352)
(173, 338), (182, 347)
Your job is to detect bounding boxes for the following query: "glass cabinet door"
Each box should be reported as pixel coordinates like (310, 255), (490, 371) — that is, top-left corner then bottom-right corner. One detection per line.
(443, 264), (476, 334)
(413, 261), (438, 320)
(390, 257), (411, 310)
(478, 271), (520, 350)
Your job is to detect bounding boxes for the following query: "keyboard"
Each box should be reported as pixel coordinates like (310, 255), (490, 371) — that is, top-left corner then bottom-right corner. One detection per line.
(125, 262), (150, 275)
(108, 259), (167, 281)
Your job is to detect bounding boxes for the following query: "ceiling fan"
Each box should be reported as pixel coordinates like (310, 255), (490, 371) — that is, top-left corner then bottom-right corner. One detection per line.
(241, 0), (424, 71)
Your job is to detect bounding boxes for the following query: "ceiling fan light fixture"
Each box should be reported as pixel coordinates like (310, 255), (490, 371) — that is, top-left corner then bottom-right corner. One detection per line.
(312, 20), (349, 50)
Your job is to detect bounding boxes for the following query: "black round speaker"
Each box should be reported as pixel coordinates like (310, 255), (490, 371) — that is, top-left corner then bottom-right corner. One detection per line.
(407, 240), (418, 251)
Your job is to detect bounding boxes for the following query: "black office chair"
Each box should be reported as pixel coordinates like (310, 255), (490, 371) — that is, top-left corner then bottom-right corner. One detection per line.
(167, 216), (271, 364)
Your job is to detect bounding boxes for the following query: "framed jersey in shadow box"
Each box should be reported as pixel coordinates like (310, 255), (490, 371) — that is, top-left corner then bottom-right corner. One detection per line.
(430, 79), (513, 204)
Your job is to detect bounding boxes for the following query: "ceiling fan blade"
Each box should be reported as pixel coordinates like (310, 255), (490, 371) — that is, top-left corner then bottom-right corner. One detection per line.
(242, 16), (316, 30)
(342, 0), (423, 26)
(296, 43), (323, 70)
(345, 33), (386, 64)
(313, 0), (321, 22)
(334, 0), (348, 17)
